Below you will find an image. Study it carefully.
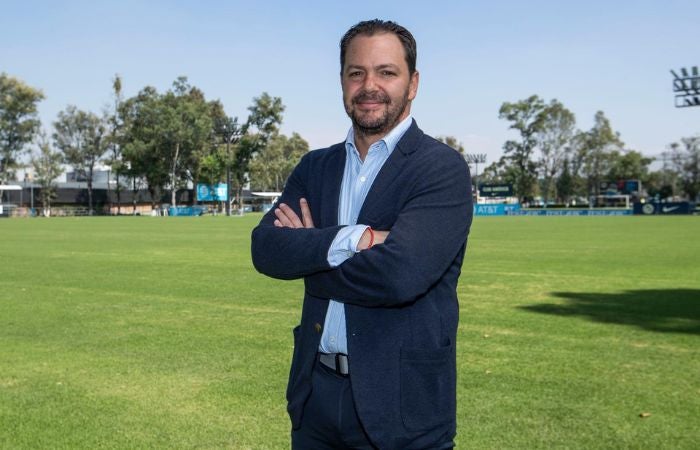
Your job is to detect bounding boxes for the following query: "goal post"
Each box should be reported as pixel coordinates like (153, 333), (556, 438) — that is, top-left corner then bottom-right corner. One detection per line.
(595, 195), (630, 209)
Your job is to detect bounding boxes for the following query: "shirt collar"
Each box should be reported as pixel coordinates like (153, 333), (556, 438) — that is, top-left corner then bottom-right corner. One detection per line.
(345, 115), (413, 157)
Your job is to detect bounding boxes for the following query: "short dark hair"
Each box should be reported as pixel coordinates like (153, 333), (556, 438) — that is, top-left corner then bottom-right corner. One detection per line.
(340, 19), (417, 75)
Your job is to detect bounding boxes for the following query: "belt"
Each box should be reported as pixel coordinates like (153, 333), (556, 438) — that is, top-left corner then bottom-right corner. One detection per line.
(318, 353), (349, 376)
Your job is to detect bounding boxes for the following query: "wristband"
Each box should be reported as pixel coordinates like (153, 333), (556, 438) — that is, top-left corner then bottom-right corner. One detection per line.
(367, 227), (375, 248)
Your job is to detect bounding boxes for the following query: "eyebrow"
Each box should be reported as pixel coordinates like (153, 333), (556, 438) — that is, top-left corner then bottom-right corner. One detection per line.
(344, 63), (401, 72)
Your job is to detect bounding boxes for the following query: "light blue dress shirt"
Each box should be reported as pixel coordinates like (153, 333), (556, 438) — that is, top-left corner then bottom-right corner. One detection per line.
(319, 115), (413, 355)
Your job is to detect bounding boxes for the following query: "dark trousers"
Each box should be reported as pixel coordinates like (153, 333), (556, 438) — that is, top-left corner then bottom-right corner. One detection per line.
(291, 360), (376, 450)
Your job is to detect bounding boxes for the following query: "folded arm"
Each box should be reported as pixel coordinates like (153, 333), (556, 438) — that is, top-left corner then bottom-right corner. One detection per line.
(304, 158), (472, 307)
(265, 195), (389, 264)
(250, 157), (344, 280)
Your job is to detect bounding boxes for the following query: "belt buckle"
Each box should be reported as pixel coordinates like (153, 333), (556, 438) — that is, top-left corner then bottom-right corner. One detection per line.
(335, 353), (349, 376)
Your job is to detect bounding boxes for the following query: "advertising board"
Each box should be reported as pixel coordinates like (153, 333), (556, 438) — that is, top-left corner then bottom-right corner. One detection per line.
(479, 184), (513, 198)
(197, 183), (227, 202)
(633, 202), (695, 215)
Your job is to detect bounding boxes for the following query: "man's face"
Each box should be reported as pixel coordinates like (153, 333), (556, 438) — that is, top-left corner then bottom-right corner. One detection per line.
(342, 33), (419, 137)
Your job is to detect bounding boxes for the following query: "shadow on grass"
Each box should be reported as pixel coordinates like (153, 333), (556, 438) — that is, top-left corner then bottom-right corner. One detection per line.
(520, 289), (700, 335)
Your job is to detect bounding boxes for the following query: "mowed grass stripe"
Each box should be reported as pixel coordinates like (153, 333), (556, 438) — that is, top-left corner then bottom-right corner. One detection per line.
(1, 215), (698, 449)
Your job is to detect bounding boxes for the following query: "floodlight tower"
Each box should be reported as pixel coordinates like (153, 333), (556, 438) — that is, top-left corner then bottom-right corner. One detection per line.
(464, 153), (486, 202)
(671, 66), (700, 108)
(217, 116), (242, 216)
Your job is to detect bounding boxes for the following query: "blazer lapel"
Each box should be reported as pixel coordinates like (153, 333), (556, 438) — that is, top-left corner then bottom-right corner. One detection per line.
(320, 143), (346, 227)
(358, 149), (408, 221)
(358, 121), (423, 221)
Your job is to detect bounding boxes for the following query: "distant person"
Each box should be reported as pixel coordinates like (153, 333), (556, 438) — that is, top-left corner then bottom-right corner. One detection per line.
(252, 19), (473, 449)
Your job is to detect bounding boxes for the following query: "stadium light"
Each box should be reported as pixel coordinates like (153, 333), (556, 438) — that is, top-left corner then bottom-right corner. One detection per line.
(671, 66), (700, 108)
(217, 117), (242, 216)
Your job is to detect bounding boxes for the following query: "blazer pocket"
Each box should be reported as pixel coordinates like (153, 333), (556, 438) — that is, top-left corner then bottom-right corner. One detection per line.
(400, 341), (456, 431)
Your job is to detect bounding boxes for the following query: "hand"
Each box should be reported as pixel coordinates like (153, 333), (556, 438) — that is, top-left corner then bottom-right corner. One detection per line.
(357, 228), (389, 251)
(273, 198), (315, 229)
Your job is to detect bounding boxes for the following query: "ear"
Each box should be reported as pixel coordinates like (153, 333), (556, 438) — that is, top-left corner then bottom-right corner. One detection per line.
(408, 70), (419, 101)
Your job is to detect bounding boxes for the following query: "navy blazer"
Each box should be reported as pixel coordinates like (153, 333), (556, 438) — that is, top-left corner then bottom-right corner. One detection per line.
(251, 121), (473, 449)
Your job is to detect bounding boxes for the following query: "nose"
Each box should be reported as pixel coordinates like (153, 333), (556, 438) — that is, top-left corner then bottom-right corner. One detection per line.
(362, 72), (378, 91)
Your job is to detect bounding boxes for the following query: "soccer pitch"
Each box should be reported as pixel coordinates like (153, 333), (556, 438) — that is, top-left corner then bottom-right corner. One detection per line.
(1, 215), (698, 449)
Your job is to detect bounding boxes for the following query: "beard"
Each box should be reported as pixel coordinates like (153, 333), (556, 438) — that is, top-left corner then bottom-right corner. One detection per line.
(345, 88), (410, 138)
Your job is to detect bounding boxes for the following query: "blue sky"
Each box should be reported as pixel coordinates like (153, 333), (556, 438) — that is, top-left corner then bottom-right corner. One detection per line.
(1, 0), (698, 165)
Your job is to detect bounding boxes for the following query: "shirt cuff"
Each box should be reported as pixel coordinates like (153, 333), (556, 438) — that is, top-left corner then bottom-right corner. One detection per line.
(327, 225), (369, 267)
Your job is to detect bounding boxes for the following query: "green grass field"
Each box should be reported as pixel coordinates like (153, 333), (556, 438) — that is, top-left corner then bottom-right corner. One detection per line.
(1, 215), (698, 449)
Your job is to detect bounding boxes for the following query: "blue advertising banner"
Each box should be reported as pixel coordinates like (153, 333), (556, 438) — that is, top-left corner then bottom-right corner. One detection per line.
(197, 183), (227, 202)
(518, 209), (632, 216)
(475, 204), (521, 216)
(633, 202), (695, 215)
(169, 206), (207, 216)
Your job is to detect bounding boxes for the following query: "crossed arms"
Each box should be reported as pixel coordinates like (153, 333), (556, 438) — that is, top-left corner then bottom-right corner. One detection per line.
(273, 199), (389, 251)
(251, 150), (472, 307)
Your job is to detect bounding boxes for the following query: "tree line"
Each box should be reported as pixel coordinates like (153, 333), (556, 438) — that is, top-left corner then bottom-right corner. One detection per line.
(2, 74), (699, 213)
(482, 95), (700, 205)
(0, 72), (308, 214)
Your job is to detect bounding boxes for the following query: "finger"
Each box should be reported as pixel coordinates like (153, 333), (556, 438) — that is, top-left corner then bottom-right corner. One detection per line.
(279, 203), (304, 228)
(278, 203), (304, 228)
(300, 198), (314, 228)
(274, 219), (283, 227)
(274, 208), (290, 227)
(274, 207), (294, 227)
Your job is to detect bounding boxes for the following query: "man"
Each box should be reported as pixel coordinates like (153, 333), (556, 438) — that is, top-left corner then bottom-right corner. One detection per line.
(251, 19), (473, 449)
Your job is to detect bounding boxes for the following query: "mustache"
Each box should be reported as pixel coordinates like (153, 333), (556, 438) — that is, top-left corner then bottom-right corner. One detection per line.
(352, 91), (390, 104)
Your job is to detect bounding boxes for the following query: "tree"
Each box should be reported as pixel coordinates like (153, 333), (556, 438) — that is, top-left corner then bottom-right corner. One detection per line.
(118, 85), (285, 211)
(670, 136), (700, 201)
(189, 100), (228, 199)
(106, 74), (126, 214)
(556, 157), (574, 204)
(436, 136), (465, 154)
(230, 93), (285, 207)
(246, 92), (285, 137)
(207, 114), (243, 215)
(161, 77), (214, 207)
(119, 86), (170, 209)
(0, 73), (44, 185)
(645, 169), (676, 200)
(249, 132), (309, 191)
(498, 95), (547, 203)
(480, 156), (519, 187)
(118, 78), (216, 210)
(649, 150), (681, 200)
(31, 132), (62, 216)
(53, 106), (109, 215)
(560, 131), (590, 200)
(579, 111), (624, 201)
(536, 100), (575, 204)
(606, 150), (652, 186)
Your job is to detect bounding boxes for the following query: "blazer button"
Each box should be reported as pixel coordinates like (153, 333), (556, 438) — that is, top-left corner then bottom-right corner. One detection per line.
(314, 323), (322, 333)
